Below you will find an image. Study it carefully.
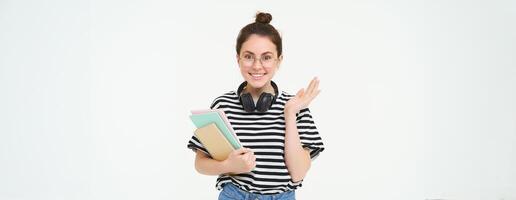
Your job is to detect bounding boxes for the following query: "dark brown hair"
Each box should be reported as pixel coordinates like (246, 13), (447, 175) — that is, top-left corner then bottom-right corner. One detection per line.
(236, 12), (282, 57)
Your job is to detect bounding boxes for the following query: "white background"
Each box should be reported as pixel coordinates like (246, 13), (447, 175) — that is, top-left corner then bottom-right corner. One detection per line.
(1, 0), (515, 199)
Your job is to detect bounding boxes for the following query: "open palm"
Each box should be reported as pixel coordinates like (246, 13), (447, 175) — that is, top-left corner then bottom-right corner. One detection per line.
(285, 77), (321, 114)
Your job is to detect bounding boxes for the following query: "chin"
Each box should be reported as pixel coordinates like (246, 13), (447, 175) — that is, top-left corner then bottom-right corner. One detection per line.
(246, 77), (270, 89)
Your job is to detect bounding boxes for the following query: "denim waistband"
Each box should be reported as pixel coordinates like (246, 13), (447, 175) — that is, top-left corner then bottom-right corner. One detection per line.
(219, 183), (295, 200)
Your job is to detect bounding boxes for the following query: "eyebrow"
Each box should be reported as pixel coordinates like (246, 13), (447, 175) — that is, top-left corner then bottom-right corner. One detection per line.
(242, 51), (274, 55)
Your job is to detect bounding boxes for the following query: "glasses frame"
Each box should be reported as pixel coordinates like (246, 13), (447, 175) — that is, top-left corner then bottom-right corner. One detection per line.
(239, 54), (279, 68)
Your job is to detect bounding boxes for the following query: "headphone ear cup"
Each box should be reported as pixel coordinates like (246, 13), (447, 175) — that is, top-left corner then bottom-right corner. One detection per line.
(240, 93), (256, 112)
(256, 93), (273, 113)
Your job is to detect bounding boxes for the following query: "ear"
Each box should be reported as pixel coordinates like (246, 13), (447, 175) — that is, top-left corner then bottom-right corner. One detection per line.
(236, 53), (240, 64)
(277, 55), (283, 69)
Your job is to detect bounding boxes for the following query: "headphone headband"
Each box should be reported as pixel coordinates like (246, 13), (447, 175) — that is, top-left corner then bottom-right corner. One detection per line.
(237, 80), (279, 98)
(237, 81), (279, 112)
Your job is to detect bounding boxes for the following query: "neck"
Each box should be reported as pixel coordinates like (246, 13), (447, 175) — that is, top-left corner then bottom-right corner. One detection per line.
(245, 81), (275, 100)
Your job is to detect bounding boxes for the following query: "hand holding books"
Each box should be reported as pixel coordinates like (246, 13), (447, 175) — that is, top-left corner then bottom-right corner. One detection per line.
(190, 109), (256, 173)
(189, 109), (242, 160)
(222, 147), (256, 174)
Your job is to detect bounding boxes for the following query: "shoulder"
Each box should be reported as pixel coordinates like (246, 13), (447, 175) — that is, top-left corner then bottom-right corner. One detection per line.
(277, 90), (312, 114)
(276, 90), (294, 103)
(209, 91), (239, 109)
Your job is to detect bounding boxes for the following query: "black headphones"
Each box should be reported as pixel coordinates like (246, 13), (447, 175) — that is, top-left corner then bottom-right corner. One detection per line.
(237, 81), (279, 113)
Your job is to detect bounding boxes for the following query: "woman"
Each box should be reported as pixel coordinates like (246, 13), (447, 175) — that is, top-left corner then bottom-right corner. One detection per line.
(187, 12), (324, 200)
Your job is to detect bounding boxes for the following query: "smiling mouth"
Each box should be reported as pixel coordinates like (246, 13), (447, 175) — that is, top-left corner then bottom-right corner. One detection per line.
(249, 73), (266, 78)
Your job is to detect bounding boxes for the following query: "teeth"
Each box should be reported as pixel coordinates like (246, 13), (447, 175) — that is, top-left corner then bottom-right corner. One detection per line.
(250, 73), (265, 77)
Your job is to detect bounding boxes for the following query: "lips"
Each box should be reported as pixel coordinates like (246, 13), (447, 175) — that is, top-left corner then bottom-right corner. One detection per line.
(250, 73), (265, 77)
(249, 73), (266, 80)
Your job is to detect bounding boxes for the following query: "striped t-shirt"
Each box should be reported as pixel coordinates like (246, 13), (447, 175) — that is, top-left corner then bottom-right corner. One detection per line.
(187, 90), (325, 194)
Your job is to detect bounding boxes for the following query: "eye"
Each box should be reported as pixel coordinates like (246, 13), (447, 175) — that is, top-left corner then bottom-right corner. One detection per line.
(243, 54), (253, 60)
(262, 55), (272, 61)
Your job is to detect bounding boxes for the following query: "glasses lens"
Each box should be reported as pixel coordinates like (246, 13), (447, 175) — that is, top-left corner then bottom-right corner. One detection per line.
(243, 57), (254, 66)
(241, 55), (276, 67)
(261, 58), (274, 67)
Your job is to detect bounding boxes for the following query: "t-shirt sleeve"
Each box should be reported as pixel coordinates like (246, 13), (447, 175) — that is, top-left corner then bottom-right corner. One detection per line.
(296, 108), (325, 160)
(186, 98), (221, 156)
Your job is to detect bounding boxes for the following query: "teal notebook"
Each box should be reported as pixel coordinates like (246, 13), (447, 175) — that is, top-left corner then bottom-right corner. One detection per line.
(190, 112), (242, 149)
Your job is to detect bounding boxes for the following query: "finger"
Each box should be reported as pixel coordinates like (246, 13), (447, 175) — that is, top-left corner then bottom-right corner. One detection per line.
(243, 152), (252, 161)
(242, 148), (253, 155)
(310, 78), (320, 98)
(242, 152), (253, 159)
(310, 77), (320, 96)
(308, 89), (321, 102)
(233, 147), (250, 155)
(249, 155), (256, 165)
(296, 88), (305, 97)
(232, 148), (245, 155)
(306, 77), (317, 96)
(303, 89), (320, 108)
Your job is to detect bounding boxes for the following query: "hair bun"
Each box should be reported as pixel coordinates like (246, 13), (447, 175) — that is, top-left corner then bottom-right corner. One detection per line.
(255, 12), (272, 24)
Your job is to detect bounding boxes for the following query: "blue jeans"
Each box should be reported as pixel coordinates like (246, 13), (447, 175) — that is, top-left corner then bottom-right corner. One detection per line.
(218, 183), (296, 200)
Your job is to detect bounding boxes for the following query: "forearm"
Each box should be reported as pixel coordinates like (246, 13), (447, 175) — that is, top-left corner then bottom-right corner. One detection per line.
(194, 151), (230, 175)
(284, 109), (311, 182)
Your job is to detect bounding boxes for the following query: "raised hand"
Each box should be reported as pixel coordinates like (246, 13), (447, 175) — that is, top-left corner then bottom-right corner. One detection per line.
(284, 77), (321, 115)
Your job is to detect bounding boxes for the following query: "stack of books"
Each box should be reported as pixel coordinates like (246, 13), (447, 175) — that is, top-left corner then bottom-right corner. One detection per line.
(190, 109), (242, 161)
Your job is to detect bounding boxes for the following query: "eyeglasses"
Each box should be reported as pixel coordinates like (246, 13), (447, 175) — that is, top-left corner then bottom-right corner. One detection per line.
(239, 54), (279, 68)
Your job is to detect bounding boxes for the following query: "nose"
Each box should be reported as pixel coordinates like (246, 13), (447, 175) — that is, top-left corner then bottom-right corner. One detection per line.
(251, 59), (263, 70)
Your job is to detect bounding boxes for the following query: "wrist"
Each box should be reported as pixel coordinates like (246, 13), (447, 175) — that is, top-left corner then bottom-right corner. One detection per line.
(284, 108), (297, 116)
(284, 110), (297, 122)
(221, 159), (233, 174)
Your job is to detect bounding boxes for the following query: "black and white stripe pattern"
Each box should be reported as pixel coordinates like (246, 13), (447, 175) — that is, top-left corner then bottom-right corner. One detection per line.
(187, 90), (324, 195)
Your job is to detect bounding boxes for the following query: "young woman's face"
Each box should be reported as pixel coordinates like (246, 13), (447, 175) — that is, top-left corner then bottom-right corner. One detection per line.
(237, 34), (282, 90)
